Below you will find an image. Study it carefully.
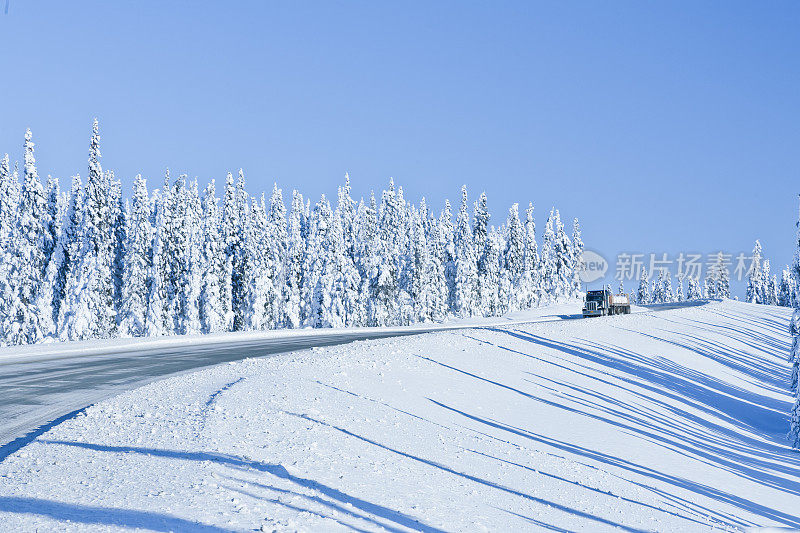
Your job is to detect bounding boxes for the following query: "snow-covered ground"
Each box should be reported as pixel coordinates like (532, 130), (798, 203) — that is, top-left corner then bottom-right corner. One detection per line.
(1, 300), (797, 532)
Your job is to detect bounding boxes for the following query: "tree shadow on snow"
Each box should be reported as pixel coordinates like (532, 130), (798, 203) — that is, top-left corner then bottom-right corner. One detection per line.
(0, 496), (233, 533)
(37, 439), (443, 533)
(428, 322), (800, 528)
(427, 398), (800, 529)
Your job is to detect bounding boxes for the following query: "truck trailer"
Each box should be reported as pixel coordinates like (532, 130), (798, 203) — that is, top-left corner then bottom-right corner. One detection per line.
(582, 289), (631, 317)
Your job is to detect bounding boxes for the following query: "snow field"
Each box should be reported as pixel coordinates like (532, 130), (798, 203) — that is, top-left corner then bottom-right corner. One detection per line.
(0, 300), (797, 532)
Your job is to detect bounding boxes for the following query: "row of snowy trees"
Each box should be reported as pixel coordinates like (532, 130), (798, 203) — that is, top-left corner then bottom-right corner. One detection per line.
(630, 264), (718, 305)
(745, 240), (796, 307)
(631, 271), (703, 305)
(0, 122), (585, 346)
(628, 242), (794, 307)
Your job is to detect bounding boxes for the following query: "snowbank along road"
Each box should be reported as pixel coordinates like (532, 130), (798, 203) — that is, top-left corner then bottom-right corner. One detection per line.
(0, 300), (688, 456)
(0, 299), (796, 531)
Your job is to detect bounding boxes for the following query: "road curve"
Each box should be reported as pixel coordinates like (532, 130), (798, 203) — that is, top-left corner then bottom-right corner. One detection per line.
(0, 300), (709, 460)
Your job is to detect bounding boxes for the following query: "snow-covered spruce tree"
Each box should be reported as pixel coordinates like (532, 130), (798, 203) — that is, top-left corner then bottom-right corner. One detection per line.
(637, 267), (650, 304)
(0, 154), (19, 249)
(145, 183), (170, 337)
(243, 196), (272, 331)
(0, 155), (21, 344)
(618, 280), (624, 295)
(714, 252), (730, 299)
(353, 192), (378, 325)
(43, 177), (62, 273)
(109, 177), (127, 328)
(367, 181), (402, 326)
(439, 199), (456, 314)
(220, 171), (238, 331)
(523, 203), (540, 308)
(230, 170), (250, 331)
(662, 271), (674, 303)
(704, 259), (718, 299)
(326, 200), (361, 327)
(761, 260), (775, 305)
(779, 267), (796, 307)
(408, 206), (430, 321)
(747, 240), (764, 303)
(539, 209), (557, 303)
(198, 181), (225, 333)
(118, 175), (152, 337)
(42, 176), (65, 326)
(501, 204), (525, 311)
(54, 175), (84, 337)
(305, 195), (331, 327)
(553, 210), (574, 300)
(61, 121), (116, 340)
(7, 129), (55, 344)
(473, 192), (492, 309)
(268, 184), (289, 327)
(793, 195), (800, 302)
(473, 192), (490, 266)
(675, 275), (685, 302)
(395, 186), (416, 324)
(651, 270), (665, 304)
(420, 206), (449, 322)
(789, 309), (800, 448)
(480, 230), (502, 316)
(284, 190), (307, 328)
(767, 273), (779, 306)
(337, 174), (357, 264)
(454, 185), (478, 317)
(161, 173), (184, 334)
(571, 218), (583, 298)
(179, 179), (204, 335)
(687, 276), (702, 300)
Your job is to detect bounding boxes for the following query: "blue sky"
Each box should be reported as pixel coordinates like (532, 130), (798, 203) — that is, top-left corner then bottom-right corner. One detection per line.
(1, 1), (798, 295)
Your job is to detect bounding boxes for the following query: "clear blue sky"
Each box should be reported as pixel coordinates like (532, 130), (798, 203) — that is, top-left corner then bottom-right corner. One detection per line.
(1, 1), (798, 295)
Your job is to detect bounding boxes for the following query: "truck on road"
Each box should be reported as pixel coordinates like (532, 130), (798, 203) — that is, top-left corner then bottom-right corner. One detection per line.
(583, 289), (631, 317)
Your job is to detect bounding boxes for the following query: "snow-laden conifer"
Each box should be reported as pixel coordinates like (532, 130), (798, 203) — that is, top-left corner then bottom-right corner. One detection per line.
(714, 252), (730, 299)
(220, 171), (238, 331)
(687, 276), (702, 300)
(145, 186), (169, 337)
(439, 199), (456, 313)
(284, 191), (306, 328)
(637, 268), (650, 304)
(747, 241), (764, 303)
(61, 121), (116, 340)
(789, 310), (800, 449)
(553, 210), (574, 300)
(779, 267), (796, 308)
(8, 129), (55, 344)
(539, 209), (557, 302)
(502, 204), (525, 311)
(523, 204), (540, 307)
(118, 175), (152, 337)
(571, 218), (583, 297)
(454, 185), (478, 317)
(199, 181), (225, 333)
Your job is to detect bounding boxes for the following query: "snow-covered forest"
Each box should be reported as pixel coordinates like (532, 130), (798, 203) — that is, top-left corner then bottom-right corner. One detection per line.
(0, 122), (586, 347)
(629, 240), (793, 307)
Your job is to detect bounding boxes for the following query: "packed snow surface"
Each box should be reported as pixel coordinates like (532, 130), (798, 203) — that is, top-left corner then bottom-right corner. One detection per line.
(0, 300), (797, 532)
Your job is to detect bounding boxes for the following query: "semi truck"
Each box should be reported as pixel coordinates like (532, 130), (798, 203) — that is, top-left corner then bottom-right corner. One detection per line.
(582, 289), (631, 317)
